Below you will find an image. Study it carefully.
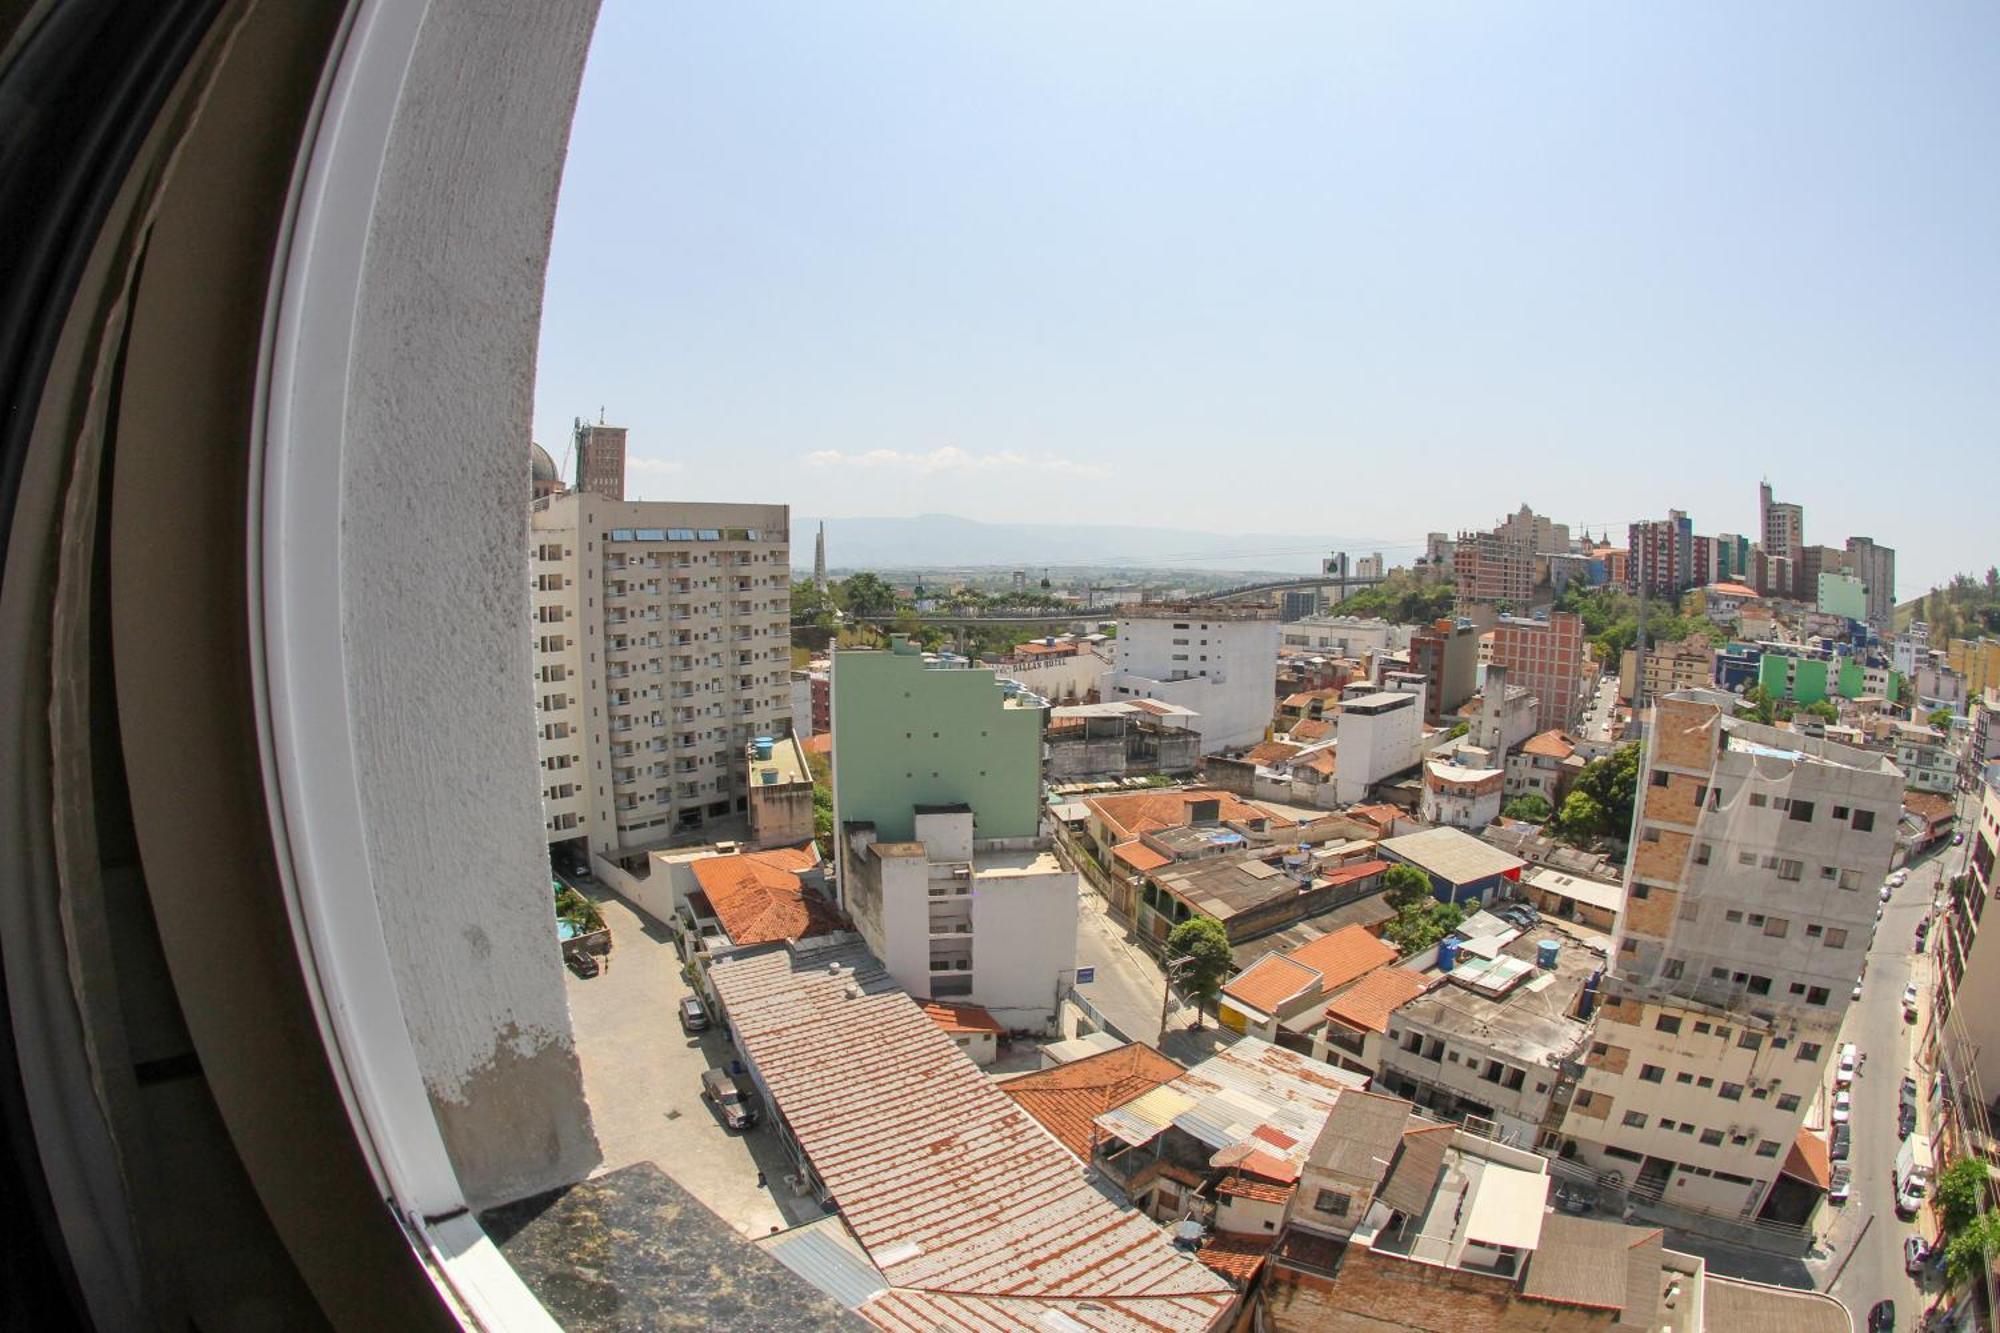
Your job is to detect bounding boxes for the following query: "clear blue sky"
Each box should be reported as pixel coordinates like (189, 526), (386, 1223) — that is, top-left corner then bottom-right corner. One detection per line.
(533, 2), (1999, 591)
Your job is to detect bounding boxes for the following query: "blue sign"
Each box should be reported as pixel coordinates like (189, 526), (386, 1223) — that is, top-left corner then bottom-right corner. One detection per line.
(1075, 967), (1095, 984)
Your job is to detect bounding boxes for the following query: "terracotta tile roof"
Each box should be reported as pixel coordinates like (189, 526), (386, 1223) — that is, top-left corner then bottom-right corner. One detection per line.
(1284, 924), (1396, 993)
(709, 944), (1232, 1328)
(1783, 1128), (1832, 1190)
(919, 1001), (1004, 1037)
(1222, 954), (1322, 1016)
(1708, 581), (1760, 598)
(689, 849), (847, 947)
(1906, 791), (1956, 825)
(997, 1043), (1184, 1164)
(1294, 749), (1337, 777)
(1112, 840), (1172, 873)
(1193, 1232), (1274, 1284)
(1282, 689), (1340, 708)
(1086, 788), (1285, 842)
(1322, 859), (1389, 888)
(804, 732), (832, 755)
(1127, 698), (1174, 715)
(1242, 740), (1303, 767)
(1323, 967), (1431, 1034)
(1216, 1171), (1296, 1204)
(1520, 729), (1578, 760)
(1235, 1148), (1301, 1183)
(1249, 1125), (1300, 1153)
(1288, 718), (1335, 742)
(1346, 803), (1401, 833)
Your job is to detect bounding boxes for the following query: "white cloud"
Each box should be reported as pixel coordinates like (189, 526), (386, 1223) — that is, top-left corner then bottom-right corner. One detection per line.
(804, 446), (1108, 478)
(626, 455), (683, 475)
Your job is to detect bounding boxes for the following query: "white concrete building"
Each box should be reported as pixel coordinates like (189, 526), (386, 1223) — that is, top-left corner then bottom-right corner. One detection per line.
(842, 807), (1076, 1029)
(1102, 605), (1280, 753)
(1421, 757), (1505, 830)
(1334, 690), (1424, 805)
(1280, 614), (1409, 659)
(531, 493), (794, 855)
(1559, 691), (1901, 1225)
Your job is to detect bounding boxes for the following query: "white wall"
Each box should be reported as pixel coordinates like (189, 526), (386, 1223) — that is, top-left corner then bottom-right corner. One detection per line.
(874, 853), (935, 1001)
(1109, 614), (1280, 753)
(1335, 696), (1422, 804)
(970, 865), (1079, 1029)
(1001, 647), (1110, 704)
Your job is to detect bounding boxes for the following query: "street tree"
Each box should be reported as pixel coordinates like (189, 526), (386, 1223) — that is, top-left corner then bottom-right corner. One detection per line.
(1165, 916), (1234, 1030)
(1502, 794), (1551, 823)
(1945, 1210), (2000, 1287)
(1936, 1157), (1990, 1236)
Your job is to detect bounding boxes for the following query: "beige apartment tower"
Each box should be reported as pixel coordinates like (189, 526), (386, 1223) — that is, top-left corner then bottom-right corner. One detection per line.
(1560, 690), (1900, 1225)
(532, 492), (793, 855)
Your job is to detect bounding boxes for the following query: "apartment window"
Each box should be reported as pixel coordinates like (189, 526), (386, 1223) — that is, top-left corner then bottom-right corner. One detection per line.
(1771, 1036), (1789, 1050)
(1738, 1032), (1762, 1051)
(1747, 975), (1771, 996)
(1763, 917), (1789, 938)
(1806, 923), (1822, 937)
(1715, 1027), (1730, 1041)
(1725, 910), (1743, 924)
(1693, 843), (1711, 866)
(1806, 986), (1830, 1006)
(1852, 810), (1875, 833)
(1659, 1119), (1677, 1132)
(1651, 770), (1670, 788)
(1825, 928), (1848, 949)
(1633, 883), (1651, 899)
(1313, 1190), (1352, 1217)
(1640, 1064), (1666, 1083)
(1790, 800), (1816, 822)
(1777, 1094), (1801, 1112)
(1696, 1076), (1714, 1088)
(1605, 1146), (1644, 1164)
(1699, 1128), (1724, 1146)
(1655, 1015), (1681, 1035)
(1641, 829), (1661, 845)
(1798, 1042), (1823, 1062)
(1737, 852), (1756, 866)
(1662, 958), (1684, 980)
(1623, 1111), (1648, 1129)
(1777, 860), (1803, 882)
(1676, 1072), (1693, 1084)
(1838, 868), (1860, 890)
(1833, 805), (1850, 819)
(1749, 793), (1768, 808)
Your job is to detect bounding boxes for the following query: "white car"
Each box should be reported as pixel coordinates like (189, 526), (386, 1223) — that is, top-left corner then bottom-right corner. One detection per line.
(1829, 1165), (1852, 1204)
(1837, 1045), (1858, 1085)
(1832, 1088), (1852, 1123)
(1904, 984), (1921, 1021)
(1881, 883), (1895, 902)
(1853, 978), (1864, 1001)
(1891, 869), (1910, 888)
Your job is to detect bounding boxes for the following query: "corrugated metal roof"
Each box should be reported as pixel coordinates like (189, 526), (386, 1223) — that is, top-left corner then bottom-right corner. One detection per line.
(757, 1217), (889, 1310)
(1096, 1085), (1198, 1148)
(1095, 1037), (1364, 1169)
(709, 941), (1233, 1332)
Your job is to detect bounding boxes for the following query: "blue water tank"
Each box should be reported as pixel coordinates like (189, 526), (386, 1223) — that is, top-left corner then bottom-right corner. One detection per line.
(753, 736), (774, 760)
(760, 769), (778, 785)
(1537, 939), (1560, 970)
(1438, 938), (1462, 972)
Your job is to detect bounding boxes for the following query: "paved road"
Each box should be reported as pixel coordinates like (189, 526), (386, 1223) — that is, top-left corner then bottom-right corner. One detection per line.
(1072, 887), (1193, 1045)
(1825, 810), (1974, 1326)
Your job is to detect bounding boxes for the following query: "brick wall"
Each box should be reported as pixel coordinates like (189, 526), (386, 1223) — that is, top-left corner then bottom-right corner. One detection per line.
(1266, 1246), (1616, 1332)
(1650, 697), (1719, 769)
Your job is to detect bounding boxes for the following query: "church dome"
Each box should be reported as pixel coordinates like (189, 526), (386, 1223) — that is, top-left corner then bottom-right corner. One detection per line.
(530, 441), (559, 483)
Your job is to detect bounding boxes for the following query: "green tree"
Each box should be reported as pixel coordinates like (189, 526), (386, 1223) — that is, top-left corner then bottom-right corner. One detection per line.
(1936, 1157), (1990, 1236)
(1381, 863), (1433, 913)
(1930, 707), (1956, 732)
(1800, 698), (1839, 723)
(1945, 1210), (2000, 1287)
(838, 571), (898, 618)
(1551, 790), (1608, 843)
(1559, 742), (1640, 841)
(1502, 793), (1552, 823)
(1444, 720), (1470, 740)
(1166, 916), (1235, 1030)
(1385, 900), (1465, 953)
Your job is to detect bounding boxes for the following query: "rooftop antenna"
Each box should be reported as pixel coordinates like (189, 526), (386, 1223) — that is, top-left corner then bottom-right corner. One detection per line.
(599, 405), (605, 424)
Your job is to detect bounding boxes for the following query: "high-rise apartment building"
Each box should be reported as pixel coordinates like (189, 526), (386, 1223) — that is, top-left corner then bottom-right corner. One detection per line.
(1844, 536), (1896, 627)
(1758, 481), (1804, 563)
(1453, 505), (1567, 608)
(832, 639), (1076, 1026)
(1560, 691), (1900, 1224)
(1485, 612), (1586, 732)
(1628, 510), (1695, 596)
(572, 418), (628, 501)
(531, 492), (793, 855)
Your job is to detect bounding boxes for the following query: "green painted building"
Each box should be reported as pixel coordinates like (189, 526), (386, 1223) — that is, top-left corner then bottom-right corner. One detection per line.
(1756, 651), (1901, 704)
(1817, 573), (1868, 622)
(831, 638), (1045, 843)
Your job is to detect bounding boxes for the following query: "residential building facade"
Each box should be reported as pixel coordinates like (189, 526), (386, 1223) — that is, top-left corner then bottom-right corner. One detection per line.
(1407, 618), (1479, 727)
(572, 417), (628, 501)
(1619, 633), (1716, 707)
(1485, 612), (1586, 732)
(1559, 691), (1901, 1224)
(531, 493), (793, 854)
(1102, 605), (1281, 753)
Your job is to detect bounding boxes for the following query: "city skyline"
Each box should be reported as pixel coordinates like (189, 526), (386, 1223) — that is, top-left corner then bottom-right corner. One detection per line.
(533, 3), (1998, 592)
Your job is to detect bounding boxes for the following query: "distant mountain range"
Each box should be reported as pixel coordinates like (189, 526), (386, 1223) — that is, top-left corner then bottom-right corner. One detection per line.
(795, 513), (1371, 577)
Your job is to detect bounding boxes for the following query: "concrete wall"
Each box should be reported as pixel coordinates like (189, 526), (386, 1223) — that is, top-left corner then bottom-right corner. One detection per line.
(832, 641), (1044, 844)
(970, 863), (1079, 1028)
(338, 0), (600, 1206)
(1110, 614), (1280, 753)
(1336, 697), (1422, 804)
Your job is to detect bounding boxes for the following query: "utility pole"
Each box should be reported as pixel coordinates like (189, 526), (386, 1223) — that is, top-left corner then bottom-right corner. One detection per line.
(1159, 955), (1192, 1041)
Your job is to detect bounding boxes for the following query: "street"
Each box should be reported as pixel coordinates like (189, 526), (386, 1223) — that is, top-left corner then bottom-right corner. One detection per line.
(1072, 885), (1193, 1044)
(1824, 807), (1975, 1328)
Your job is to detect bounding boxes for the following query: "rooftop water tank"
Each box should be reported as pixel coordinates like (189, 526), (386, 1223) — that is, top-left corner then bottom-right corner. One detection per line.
(1537, 939), (1560, 970)
(753, 736), (774, 760)
(761, 769), (778, 784)
(1438, 938), (1462, 972)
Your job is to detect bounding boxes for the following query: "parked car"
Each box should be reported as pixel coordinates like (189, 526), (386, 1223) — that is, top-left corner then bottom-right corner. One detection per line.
(700, 1067), (758, 1130)
(1900, 1106), (1918, 1140)
(1955, 832), (1965, 846)
(1892, 869), (1910, 888)
(1832, 1089), (1853, 1123)
(1904, 984), (1922, 1021)
(1831, 1123), (1852, 1162)
(1905, 1235), (1928, 1276)
(1829, 1165), (1852, 1204)
(1868, 1299), (1894, 1331)
(678, 995), (710, 1033)
(1902, 1075), (1921, 1111)
(1854, 978), (1865, 1001)
(1881, 883), (1896, 903)
(1837, 1044), (1859, 1086)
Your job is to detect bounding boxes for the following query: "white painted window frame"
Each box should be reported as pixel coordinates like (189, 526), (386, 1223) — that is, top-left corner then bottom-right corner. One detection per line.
(250, 2), (559, 1327)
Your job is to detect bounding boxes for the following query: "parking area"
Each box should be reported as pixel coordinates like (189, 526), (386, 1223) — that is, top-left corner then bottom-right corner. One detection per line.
(562, 887), (828, 1239)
